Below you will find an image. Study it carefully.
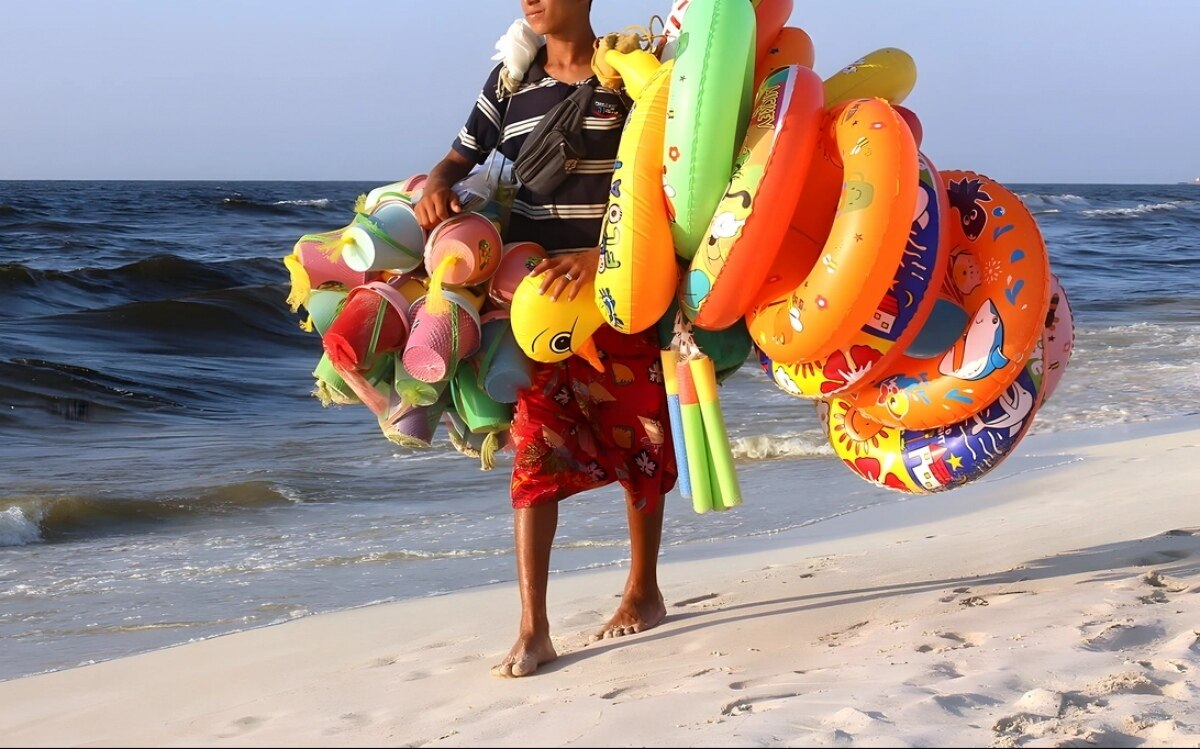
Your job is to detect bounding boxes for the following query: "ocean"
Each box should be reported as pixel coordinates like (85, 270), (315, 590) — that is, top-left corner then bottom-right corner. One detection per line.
(1, 180), (1197, 681)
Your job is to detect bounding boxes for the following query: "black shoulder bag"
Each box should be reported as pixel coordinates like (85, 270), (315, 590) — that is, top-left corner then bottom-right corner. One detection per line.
(513, 81), (597, 197)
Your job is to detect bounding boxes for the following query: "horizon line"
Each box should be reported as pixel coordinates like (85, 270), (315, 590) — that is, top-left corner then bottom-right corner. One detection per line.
(2, 178), (1195, 186)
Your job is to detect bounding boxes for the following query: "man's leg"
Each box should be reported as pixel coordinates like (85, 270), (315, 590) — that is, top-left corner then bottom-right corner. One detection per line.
(492, 501), (560, 677)
(594, 492), (667, 640)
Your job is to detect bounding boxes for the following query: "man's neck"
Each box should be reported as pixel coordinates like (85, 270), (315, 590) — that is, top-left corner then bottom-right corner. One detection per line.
(543, 26), (595, 82)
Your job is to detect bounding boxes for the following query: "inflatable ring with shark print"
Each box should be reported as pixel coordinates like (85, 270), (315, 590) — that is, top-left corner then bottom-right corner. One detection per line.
(842, 171), (1052, 430)
(821, 275), (1073, 493)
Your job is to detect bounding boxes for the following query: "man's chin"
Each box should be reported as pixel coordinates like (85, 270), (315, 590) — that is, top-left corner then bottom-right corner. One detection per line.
(525, 14), (548, 34)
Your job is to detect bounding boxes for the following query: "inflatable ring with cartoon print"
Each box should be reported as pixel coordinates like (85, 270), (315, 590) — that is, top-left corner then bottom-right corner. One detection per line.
(679, 64), (825, 331)
(822, 274), (1073, 493)
(842, 171), (1052, 430)
(763, 153), (950, 398)
(746, 98), (920, 365)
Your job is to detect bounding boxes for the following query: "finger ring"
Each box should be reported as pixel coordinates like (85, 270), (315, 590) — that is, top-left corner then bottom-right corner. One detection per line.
(564, 272), (575, 281)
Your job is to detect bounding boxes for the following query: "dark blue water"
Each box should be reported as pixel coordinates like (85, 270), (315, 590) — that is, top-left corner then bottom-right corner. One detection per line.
(1, 180), (1197, 680)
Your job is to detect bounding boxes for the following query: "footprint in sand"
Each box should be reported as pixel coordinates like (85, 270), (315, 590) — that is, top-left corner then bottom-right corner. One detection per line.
(929, 692), (1002, 718)
(368, 656), (400, 668)
(599, 685), (634, 700)
(214, 715), (266, 739)
(727, 669), (824, 691)
(1134, 549), (1192, 566)
(903, 660), (965, 687)
(1141, 570), (1189, 592)
(821, 706), (892, 734)
(818, 620), (869, 647)
(914, 630), (987, 653)
(323, 712), (373, 736)
(1080, 621), (1168, 652)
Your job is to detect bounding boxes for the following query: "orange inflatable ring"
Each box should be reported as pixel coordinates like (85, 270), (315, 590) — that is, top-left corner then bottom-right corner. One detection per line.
(756, 27), (816, 88)
(680, 65), (825, 331)
(842, 171), (1052, 430)
(749, 104), (843, 311)
(764, 153), (950, 398)
(746, 98), (919, 364)
(753, 0), (793, 73)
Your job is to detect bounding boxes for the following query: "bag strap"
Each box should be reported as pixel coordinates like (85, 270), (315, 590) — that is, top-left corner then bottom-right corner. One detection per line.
(564, 81), (597, 131)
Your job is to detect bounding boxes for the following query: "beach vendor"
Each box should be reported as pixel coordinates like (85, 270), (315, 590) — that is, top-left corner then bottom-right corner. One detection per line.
(415, 0), (677, 678)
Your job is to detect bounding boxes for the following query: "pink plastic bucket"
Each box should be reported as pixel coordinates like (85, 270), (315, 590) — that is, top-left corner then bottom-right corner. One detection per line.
(401, 292), (483, 383)
(297, 237), (373, 289)
(488, 241), (548, 309)
(424, 212), (503, 287)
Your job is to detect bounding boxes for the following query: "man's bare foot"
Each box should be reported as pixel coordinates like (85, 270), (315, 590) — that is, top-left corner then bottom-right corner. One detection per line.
(491, 630), (558, 678)
(592, 588), (666, 641)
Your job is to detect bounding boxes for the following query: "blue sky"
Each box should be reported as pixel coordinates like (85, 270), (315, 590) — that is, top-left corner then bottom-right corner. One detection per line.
(2, 1), (1196, 182)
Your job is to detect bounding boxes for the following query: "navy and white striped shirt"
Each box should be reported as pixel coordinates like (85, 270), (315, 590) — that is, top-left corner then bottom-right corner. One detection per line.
(452, 56), (629, 253)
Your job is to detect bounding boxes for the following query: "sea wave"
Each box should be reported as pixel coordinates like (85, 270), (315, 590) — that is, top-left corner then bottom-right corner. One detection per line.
(272, 199), (332, 208)
(220, 194), (336, 214)
(0, 358), (184, 421)
(0, 481), (304, 547)
(0, 506), (43, 547)
(731, 433), (834, 460)
(0, 254), (284, 317)
(1081, 201), (1188, 217)
(1018, 193), (1091, 209)
(35, 283), (303, 353)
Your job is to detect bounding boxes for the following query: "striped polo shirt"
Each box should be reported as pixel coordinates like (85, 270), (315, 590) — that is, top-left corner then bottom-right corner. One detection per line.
(452, 55), (629, 254)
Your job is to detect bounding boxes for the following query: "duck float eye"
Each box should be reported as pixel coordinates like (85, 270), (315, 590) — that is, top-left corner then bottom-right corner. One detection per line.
(550, 332), (573, 355)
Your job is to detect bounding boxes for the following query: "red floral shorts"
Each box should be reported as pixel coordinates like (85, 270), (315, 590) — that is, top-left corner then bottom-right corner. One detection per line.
(509, 326), (677, 513)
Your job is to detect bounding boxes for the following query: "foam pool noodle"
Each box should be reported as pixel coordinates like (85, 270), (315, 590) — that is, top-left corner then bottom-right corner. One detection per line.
(690, 355), (742, 509)
(676, 358), (715, 513)
(660, 349), (692, 501)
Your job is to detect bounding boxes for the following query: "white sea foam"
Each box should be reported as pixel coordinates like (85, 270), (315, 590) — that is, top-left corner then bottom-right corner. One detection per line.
(1018, 193), (1090, 209)
(731, 434), (834, 460)
(272, 198), (331, 208)
(1081, 201), (1185, 217)
(0, 506), (42, 547)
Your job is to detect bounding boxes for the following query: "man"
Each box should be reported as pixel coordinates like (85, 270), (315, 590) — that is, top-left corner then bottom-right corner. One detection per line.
(415, 0), (676, 678)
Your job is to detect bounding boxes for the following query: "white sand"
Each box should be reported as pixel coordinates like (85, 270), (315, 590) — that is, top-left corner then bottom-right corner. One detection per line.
(2, 418), (1199, 748)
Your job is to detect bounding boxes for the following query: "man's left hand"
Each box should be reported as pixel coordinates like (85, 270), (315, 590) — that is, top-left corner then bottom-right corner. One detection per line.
(533, 247), (601, 301)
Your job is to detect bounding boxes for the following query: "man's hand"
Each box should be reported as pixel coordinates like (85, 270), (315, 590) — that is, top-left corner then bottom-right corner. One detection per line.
(534, 247), (601, 301)
(414, 186), (461, 232)
(414, 149), (475, 231)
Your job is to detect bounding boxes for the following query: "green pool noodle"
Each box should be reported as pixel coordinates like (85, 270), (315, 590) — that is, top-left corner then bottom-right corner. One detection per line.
(703, 430), (729, 512)
(676, 359), (715, 514)
(690, 355), (742, 509)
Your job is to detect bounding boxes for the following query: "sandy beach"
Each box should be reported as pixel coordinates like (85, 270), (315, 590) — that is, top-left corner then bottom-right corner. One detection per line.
(2, 417), (1198, 747)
